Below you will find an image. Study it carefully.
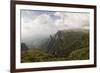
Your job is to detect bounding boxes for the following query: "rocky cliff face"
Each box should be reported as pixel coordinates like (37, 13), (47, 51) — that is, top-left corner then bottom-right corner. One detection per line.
(21, 29), (89, 62)
(45, 29), (89, 57)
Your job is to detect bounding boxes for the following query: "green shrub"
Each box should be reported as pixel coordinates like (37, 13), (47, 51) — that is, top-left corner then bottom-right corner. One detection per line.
(68, 48), (89, 60)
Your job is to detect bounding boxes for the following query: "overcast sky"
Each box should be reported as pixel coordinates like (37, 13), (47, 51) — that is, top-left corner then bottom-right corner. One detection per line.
(21, 10), (89, 42)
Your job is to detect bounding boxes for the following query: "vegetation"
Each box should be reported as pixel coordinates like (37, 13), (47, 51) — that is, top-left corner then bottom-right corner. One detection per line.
(68, 48), (89, 60)
(21, 29), (89, 63)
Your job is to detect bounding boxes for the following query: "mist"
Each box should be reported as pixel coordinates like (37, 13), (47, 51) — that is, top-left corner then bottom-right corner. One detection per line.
(21, 10), (89, 48)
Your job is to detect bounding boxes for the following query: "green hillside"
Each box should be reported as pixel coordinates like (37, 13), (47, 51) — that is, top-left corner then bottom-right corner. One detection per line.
(68, 48), (89, 60)
(21, 29), (89, 63)
(46, 29), (89, 57)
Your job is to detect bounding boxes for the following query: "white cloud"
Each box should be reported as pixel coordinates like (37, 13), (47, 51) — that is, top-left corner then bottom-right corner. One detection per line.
(21, 11), (89, 45)
(54, 12), (89, 30)
(21, 13), (57, 42)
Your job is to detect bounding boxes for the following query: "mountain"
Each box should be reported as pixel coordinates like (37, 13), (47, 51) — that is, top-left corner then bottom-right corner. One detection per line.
(45, 29), (89, 57)
(21, 29), (89, 62)
(21, 43), (28, 51)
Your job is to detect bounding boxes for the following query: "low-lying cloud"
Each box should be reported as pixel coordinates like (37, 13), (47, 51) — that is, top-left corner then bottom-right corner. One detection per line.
(21, 10), (89, 45)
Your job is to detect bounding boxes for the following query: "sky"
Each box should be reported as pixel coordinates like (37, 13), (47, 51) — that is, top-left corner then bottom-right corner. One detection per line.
(21, 9), (89, 44)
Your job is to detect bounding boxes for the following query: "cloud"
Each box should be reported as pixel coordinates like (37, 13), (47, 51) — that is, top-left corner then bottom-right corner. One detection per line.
(54, 12), (89, 30)
(21, 10), (89, 44)
(21, 10), (38, 23)
(21, 13), (58, 42)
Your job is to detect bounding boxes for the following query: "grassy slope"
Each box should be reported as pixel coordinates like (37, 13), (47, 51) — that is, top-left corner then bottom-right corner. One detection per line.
(21, 30), (89, 62)
(21, 47), (89, 62)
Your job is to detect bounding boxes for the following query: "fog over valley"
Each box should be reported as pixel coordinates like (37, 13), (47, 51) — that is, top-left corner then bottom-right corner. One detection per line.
(21, 10), (89, 48)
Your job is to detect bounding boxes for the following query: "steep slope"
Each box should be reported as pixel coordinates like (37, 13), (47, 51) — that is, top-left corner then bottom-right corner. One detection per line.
(68, 47), (89, 60)
(45, 29), (89, 57)
(21, 29), (89, 62)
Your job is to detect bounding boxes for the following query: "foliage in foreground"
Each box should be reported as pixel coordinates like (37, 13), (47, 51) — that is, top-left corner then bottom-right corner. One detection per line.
(68, 48), (89, 60)
(21, 47), (89, 63)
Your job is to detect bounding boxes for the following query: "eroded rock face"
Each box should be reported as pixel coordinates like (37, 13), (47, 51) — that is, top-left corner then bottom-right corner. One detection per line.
(45, 29), (89, 57)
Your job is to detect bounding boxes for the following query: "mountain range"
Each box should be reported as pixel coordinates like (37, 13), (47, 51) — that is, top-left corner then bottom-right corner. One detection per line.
(21, 29), (89, 62)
